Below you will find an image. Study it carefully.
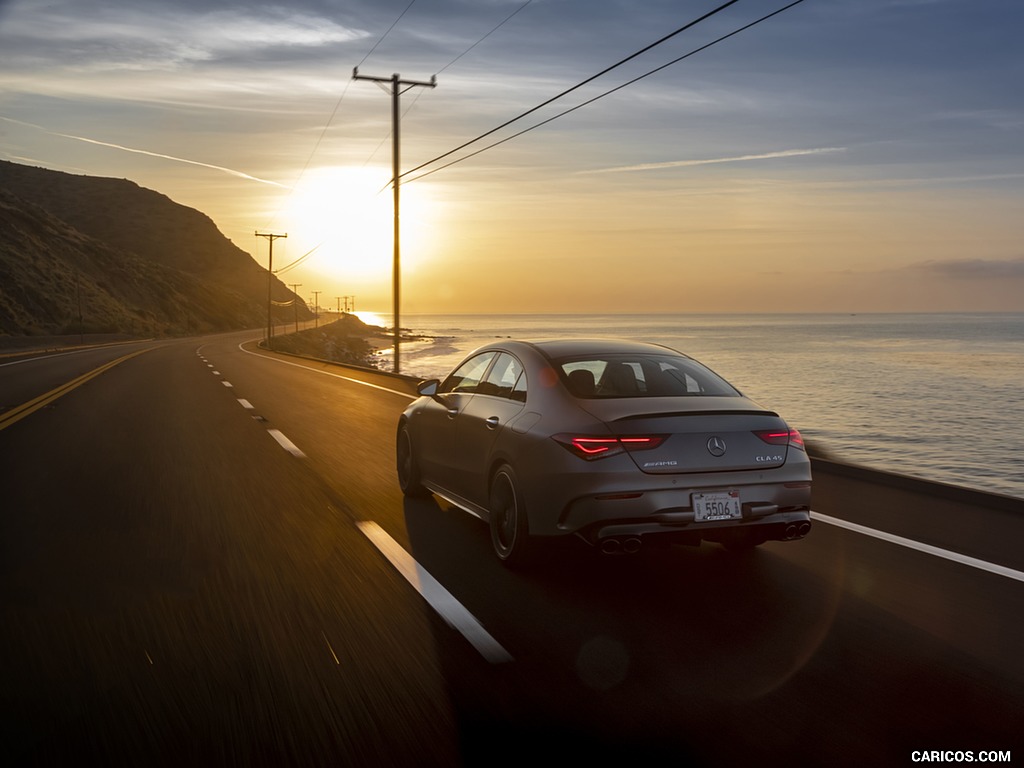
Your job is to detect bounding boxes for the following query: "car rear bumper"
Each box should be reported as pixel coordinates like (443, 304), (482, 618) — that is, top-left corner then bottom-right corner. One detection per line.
(546, 478), (812, 547)
(573, 508), (812, 551)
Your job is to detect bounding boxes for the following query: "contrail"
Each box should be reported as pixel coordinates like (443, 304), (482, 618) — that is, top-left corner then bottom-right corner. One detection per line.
(581, 147), (846, 174)
(0, 115), (288, 188)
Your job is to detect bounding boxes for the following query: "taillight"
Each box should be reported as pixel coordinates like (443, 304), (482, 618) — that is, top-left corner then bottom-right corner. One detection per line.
(754, 428), (805, 450)
(553, 434), (666, 460)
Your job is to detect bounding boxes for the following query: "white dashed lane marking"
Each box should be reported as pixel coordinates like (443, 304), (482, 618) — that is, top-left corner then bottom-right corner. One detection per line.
(267, 429), (306, 458)
(198, 350), (306, 459)
(357, 521), (513, 664)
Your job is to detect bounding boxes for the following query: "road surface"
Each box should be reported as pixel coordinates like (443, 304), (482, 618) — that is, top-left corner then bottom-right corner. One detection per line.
(1, 331), (1021, 766)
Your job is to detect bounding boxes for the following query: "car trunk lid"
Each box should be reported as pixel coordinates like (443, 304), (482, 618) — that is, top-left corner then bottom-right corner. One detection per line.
(578, 397), (791, 474)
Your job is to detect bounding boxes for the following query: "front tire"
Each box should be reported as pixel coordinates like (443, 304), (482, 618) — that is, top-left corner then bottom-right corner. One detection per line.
(489, 465), (534, 567)
(396, 424), (429, 497)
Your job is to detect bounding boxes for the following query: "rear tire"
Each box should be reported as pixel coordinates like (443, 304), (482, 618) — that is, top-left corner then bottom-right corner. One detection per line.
(396, 424), (429, 498)
(489, 465), (534, 567)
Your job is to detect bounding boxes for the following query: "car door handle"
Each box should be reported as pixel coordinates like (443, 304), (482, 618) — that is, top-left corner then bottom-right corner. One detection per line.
(485, 416), (500, 430)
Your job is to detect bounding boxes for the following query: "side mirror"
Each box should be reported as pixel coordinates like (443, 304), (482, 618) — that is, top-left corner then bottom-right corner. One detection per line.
(417, 379), (440, 397)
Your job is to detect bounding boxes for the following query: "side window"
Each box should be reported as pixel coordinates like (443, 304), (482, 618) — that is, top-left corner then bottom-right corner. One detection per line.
(440, 352), (496, 394)
(478, 353), (526, 400)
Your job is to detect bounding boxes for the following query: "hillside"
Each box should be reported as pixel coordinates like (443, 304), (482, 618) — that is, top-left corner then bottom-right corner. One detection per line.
(0, 160), (308, 337)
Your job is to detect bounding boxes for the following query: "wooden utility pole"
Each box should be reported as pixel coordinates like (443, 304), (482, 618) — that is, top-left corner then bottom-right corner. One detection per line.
(288, 283), (302, 333)
(312, 290), (321, 328)
(255, 231), (287, 346)
(353, 67), (436, 373)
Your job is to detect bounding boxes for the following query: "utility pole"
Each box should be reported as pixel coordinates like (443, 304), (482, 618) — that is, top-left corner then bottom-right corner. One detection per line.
(288, 283), (302, 333)
(312, 290), (321, 328)
(256, 231), (287, 347)
(353, 67), (437, 373)
(75, 273), (83, 344)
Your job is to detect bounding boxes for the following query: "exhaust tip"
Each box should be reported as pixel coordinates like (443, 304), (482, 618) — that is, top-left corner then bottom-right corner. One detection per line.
(798, 522), (811, 536)
(598, 536), (643, 555)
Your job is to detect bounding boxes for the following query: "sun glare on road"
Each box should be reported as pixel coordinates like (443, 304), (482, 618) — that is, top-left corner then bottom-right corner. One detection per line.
(282, 165), (437, 282)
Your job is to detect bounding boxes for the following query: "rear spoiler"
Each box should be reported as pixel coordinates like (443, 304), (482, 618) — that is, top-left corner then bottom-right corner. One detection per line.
(612, 409), (778, 422)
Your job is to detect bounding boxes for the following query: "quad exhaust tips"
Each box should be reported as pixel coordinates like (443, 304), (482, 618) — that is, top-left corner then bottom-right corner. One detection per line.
(596, 520), (810, 553)
(600, 536), (643, 555)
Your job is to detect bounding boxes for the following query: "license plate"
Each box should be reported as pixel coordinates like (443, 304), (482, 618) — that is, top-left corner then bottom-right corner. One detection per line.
(693, 491), (742, 522)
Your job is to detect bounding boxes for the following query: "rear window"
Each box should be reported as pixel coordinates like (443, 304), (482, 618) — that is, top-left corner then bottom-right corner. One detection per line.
(557, 354), (740, 399)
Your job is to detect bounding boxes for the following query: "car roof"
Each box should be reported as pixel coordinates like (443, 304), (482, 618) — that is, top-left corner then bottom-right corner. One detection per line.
(460, 338), (688, 366)
(526, 338), (681, 359)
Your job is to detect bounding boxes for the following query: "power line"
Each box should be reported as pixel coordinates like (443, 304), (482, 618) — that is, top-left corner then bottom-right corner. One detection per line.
(436, 0), (535, 76)
(260, 0), (422, 235)
(363, 0), (536, 167)
(399, 0), (743, 182)
(403, 0), (808, 185)
(357, 0), (419, 69)
(275, 243), (322, 275)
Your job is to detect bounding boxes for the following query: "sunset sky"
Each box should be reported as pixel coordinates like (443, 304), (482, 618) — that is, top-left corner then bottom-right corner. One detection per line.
(2, 0), (1023, 314)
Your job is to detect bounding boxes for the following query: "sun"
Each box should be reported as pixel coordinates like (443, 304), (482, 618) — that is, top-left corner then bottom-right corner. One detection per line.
(280, 165), (437, 284)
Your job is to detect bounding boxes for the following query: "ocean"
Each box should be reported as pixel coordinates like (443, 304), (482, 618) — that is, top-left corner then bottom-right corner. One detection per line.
(361, 313), (1024, 500)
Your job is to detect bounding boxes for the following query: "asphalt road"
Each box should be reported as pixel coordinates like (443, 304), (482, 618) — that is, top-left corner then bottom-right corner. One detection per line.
(1, 331), (1021, 767)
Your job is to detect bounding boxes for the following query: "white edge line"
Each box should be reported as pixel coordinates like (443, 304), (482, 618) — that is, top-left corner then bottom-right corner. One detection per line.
(239, 341), (415, 399)
(357, 520), (513, 664)
(811, 511), (1024, 583)
(267, 428), (306, 458)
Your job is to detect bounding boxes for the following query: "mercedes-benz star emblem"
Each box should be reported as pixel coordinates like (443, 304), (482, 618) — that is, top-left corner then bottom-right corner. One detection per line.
(707, 436), (727, 457)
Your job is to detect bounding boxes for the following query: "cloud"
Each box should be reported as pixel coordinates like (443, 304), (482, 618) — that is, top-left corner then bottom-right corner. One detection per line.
(1, 3), (367, 75)
(910, 257), (1024, 279)
(579, 147), (847, 174)
(0, 116), (288, 187)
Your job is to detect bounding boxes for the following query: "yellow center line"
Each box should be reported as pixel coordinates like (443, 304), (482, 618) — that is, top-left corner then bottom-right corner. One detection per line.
(0, 347), (152, 431)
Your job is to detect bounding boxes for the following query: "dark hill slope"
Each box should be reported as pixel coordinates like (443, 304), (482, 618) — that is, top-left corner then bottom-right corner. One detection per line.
(0, 160), (306, 337)
(0, 190), (248, 335)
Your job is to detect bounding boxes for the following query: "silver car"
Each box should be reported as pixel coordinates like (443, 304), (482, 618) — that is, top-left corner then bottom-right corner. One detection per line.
(397, 339), (812, 565)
